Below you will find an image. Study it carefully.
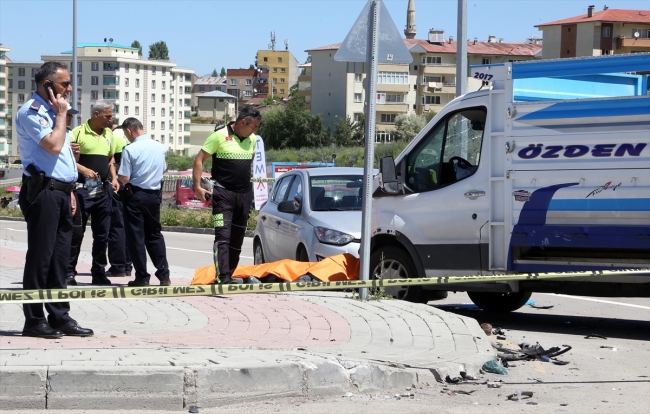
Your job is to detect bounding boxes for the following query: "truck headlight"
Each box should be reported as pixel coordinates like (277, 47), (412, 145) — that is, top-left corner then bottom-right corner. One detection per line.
(314, 226), (355, 246)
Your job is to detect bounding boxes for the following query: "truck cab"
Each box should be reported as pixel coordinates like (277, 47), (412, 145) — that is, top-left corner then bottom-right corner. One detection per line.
(372, 53), (650, 311)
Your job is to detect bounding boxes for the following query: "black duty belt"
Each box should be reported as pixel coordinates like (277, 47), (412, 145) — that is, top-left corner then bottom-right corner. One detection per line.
(132, 185), (161, 194)
(44, 178), (75, 194)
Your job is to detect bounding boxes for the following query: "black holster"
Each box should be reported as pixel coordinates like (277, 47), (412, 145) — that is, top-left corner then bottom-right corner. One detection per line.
(25, 164), (45, 203)
(123, 183), (134, 200)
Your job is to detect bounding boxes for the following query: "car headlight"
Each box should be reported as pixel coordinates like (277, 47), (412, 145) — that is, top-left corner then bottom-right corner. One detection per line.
(313, 226), (355, 246)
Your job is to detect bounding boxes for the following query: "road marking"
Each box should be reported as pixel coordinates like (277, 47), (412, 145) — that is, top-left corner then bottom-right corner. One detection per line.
(540, 294), (650, 310)
(166, 247), (252, 259)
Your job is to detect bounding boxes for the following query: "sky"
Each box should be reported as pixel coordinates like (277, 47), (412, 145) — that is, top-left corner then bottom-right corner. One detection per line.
(1, 0), (648, 76)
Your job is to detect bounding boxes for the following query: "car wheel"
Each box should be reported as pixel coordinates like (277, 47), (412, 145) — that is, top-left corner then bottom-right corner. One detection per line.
(467, 291), (532, 312)
(370, 245), (428, 304)
(297, 245), (309, 262)
(253, 239), (265, 265)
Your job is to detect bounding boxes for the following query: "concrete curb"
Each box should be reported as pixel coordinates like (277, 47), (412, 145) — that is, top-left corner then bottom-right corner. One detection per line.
(1, 357), (423, 410)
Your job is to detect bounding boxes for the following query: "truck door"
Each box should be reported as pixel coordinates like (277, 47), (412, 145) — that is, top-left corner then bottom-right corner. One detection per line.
(396, 107), (489, 274)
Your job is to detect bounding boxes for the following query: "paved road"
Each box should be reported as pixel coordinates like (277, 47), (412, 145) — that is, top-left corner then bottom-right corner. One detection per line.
(1, 219), (648, 413)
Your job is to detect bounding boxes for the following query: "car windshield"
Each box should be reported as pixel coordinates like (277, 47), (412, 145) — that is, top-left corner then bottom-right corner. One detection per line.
(310, 175), (363, 211)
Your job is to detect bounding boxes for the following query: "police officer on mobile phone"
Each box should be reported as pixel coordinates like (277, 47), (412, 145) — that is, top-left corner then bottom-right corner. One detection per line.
(16, 61), (93, 339)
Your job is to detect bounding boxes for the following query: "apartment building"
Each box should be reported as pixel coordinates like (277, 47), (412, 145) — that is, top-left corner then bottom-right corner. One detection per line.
(226, 69), (263, 107)
(256, 49), (300, 99)
(191, 76), (226, 109)
(536, 6), (650, 59)
(304, 31), (541, 141)
(0, 44), (9, 159)
(5, 43), (195, 159)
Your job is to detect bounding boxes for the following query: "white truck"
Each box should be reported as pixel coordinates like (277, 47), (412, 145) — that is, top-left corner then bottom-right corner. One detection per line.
(372, 53), (650, 312)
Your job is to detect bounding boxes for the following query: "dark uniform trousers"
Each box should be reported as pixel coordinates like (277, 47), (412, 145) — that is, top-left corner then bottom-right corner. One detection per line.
(68, 188), (111, 277)
(124, 187), (170, 283)
(212, 185), (254, 279)
(108, 184), (132, 273)
(18, 184), (75, 329)
(68, 189), (83, 277)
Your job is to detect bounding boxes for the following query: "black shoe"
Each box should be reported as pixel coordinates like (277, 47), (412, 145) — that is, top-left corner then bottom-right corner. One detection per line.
(159, 280), (171, 286)
(106, 269), (127, 277)
(128, 279), (150, 287)
(215, 276), (238, 285)
(66, 276), (77, 286)
(55, 322), (94, 337)
(22, 323), (63, 339)
(91, 275), (112, 286)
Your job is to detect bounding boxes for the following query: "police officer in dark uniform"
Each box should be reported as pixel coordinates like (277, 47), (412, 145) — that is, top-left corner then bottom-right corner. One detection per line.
(16, 61), (93, 338)
(117, 118), (170, 287)
(192, 106), (261, 284)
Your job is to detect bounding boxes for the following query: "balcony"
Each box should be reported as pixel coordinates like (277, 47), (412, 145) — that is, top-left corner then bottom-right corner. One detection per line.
(376, 102), (408, 112)
(103, 91), (119, 100)
(423, 65), (456, 75)
(424, 82), (456, 94)
(376, 83), (410, 93)
(617, 37), (650, 49)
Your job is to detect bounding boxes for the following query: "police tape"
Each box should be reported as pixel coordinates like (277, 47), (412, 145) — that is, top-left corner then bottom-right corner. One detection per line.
(1, 268), (648, 304)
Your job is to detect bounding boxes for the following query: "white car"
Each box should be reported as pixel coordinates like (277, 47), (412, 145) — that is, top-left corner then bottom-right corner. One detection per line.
(253, 167), (366, 264)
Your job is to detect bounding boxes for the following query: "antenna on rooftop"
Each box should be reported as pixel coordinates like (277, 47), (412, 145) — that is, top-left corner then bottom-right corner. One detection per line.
(284, 39), (289, 51)
(270, 32), (276, 51)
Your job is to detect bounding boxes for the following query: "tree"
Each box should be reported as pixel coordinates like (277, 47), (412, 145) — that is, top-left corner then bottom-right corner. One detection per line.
(131, 40), (142, 57)
(211, 69), (218, 77)
(393, 113), (427, 142)
(220, 67), (226, 77)
(262, 95), (281, 106)
(148, 41), (169, 60)
(254, 52), (258, 68)
(249, 64), (255, 70)
(425, 110), (437, 123)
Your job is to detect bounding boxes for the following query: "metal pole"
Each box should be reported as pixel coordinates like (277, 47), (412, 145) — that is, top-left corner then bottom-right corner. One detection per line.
(359, 0), (380, 301)
(72, 0), (78, 127)
(456, 0), (467, 96)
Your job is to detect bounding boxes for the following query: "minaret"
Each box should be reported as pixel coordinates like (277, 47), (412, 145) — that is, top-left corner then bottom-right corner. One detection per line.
(404, 0), (416, 39)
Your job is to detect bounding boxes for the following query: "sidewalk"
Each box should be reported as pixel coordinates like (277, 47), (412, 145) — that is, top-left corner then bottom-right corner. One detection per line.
(0, 238), (494, 410)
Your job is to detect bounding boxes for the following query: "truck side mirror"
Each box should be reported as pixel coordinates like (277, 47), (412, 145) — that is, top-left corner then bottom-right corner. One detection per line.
(379, 156), (399, 194)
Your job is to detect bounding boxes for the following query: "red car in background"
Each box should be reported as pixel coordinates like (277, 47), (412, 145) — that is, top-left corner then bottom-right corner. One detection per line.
(174, 170), (212, 209)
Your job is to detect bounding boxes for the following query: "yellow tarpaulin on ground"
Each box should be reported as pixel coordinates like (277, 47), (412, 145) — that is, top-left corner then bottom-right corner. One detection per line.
(190, 253), (360, 285)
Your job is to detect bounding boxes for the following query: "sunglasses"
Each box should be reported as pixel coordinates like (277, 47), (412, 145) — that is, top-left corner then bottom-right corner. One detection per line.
(55, 81), (72, 88)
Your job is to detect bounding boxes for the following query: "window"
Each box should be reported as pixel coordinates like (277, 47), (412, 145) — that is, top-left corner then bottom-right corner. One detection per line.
(161, 122), (165, 130)
(278, 57), (283, 63)
(280, 78), (285, 83)
(91, 90), (98, 99)
(152, 66), (156, 75)
(380, 114), (396, 123)
(178, 137), (182, 145)
(422, 76), (442, 85)
(273, 67), (278, 73)
(184, 124), (191, 131)
(632, 28), (650, 38)
(151, 94), (155, 102)
(135, 79), (140, 87)
(91, 76), (99, 85)
(378, 71), (408, 84)
(161, 94), (166, 103)
(161, 108), (165, 116)
(18, 81), (25, 89)
(124, 106), (129, 115)
(272, 176), (292, 202)
(92, 62), (99, 71)
(162, 81), (166, 89)
(184, 99), (190, 107)
(151, 107), (156, 116)
(199, 85), (205, 91)
(353, 113), (363, 122)
(422, 96), (441, 105)
(151, 121), (155, 130)
(162, 67), (166, 75)
(136, 65), (140, 74)
(482, 58), (491, 65)
(31, 81), (36, 90)
(185, 74), (191, 82)
(405, 108), (486, 193)
(244, 90), (252, 97)
(179, 111), (182, 119)
(77, 75), (82, 86)
(355, 73), (362, 82)
(263, 57), (268, 62)
(135, 92), (140, 102)
(246, 79), (252, 86)
(230, 79), (237, 86)
(179, 86), (183, 93)
(376, 94), (403, 104)
(602, 27), (611, 37)
(152, 80), (156, 89)
(77, 63), (82, 73)
(184, 86), (191, 94)
(354, 93), (362, 103)
(178, 124), (182, 132)
(286, 175), (302, 204)
(602, 49), (611, 55)
(31, 68), (37, 78)
(179, 99), (182, 106)
(18, 93), (25, 103)
(125, 63), (129, 73)
(281, 68), (286, 73)
(18, 68), (25, 76)
(124, 92), (129, 101)
(125, 78), (129, 87)
(422, 56), (442, 64)
(135, 106), (140, 115)
(168, 135), (173, 143)
(279, 89), (285, 94)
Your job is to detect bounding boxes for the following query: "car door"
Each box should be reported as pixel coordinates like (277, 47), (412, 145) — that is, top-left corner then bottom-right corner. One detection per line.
(395, 106), (489, 275)
(259, 175), (294, 261)
(274, 173), (304, 260)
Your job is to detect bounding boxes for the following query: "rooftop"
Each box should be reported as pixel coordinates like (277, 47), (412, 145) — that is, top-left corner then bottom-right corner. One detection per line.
(536, 9), (650, 27)
(194, 76), (227, 85)
(61, 42), (139, 54)
(197, 91), (237, 99)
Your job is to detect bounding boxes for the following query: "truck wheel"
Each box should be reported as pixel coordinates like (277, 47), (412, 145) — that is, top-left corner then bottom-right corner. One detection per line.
(253, 239), (265, 265)
(467, 291), (532, 312)
(370, 246), (428, 304)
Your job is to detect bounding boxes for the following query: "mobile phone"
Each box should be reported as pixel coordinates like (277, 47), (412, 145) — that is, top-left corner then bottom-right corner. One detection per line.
(44, 82), (56, 100)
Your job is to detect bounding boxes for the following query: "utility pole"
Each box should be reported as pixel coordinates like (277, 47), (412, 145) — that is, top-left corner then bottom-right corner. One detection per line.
(72, 0), (78, 127)
(456, 0), (467, 96)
